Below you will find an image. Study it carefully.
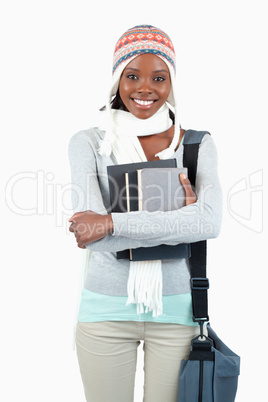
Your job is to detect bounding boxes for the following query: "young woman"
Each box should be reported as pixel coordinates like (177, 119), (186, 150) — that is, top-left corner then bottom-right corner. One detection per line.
(68, 25), (222, 402)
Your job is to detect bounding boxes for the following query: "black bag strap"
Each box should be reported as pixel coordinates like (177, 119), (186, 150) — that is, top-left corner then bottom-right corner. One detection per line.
(183, 130), (210, 334)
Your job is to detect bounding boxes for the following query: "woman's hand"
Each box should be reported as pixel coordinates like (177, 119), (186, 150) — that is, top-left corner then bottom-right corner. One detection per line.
(69, 211), (114, 249)
(179, 173), (197, 206)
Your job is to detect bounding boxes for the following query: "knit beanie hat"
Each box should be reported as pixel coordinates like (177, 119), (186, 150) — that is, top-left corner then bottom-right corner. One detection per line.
(98, 24), (180, 159)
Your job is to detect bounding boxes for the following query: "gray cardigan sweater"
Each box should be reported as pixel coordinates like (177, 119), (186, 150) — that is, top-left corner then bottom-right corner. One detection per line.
(68, 127), (222, 297)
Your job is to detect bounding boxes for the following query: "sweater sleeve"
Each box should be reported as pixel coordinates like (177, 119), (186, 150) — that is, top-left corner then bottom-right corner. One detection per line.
(68, 131), (181, 252)
(111, 134), (222, 243)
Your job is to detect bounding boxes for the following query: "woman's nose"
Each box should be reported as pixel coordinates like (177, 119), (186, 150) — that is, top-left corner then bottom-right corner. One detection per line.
(137, 79), (153, 94)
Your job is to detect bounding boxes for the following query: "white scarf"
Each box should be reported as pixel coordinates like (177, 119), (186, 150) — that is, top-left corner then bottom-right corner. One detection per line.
(110, 104), (173, 163)
(99, 103), (180, 317)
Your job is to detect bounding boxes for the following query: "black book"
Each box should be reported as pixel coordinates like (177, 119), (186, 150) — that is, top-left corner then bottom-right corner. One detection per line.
(107, 159), (191, 260)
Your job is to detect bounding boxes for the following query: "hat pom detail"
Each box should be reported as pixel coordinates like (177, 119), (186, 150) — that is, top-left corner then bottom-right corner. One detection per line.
(98, 136), (112, 157)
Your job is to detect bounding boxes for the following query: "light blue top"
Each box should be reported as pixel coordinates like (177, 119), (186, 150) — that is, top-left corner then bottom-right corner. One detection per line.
(78, 289), (198, 325)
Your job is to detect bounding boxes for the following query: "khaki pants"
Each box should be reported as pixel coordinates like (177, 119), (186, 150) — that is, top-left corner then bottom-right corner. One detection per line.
(76, 321), (205, 402)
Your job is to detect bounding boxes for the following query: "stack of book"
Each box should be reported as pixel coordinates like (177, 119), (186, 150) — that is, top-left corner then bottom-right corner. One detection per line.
(107, 159), (191, 261)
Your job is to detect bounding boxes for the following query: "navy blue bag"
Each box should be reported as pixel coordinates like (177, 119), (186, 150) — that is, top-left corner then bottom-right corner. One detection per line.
(178, 325), (240, 402)
(178, 131), (240, 401)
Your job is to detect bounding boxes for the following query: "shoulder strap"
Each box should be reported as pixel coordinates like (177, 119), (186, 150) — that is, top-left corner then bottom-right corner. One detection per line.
(183, 130), (210, 334)
(183, 129), (210, 145)
(183, 130), (210, 187)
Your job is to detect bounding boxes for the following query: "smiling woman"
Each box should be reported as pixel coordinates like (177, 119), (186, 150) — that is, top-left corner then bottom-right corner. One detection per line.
(68, 24), (222, 402)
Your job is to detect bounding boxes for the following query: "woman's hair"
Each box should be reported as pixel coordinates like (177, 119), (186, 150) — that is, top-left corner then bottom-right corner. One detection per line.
(99, 89), (128, 112)
(111, 90), (129, 111)
(100, 89), (175, 124)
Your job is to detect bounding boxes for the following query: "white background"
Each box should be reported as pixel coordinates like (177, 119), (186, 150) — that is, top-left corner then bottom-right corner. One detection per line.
(1, 0), (267, 401)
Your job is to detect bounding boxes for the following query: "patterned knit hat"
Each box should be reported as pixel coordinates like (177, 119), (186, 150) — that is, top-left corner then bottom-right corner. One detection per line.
(111, 24), (176, 106)
(99, 25), (179, 159)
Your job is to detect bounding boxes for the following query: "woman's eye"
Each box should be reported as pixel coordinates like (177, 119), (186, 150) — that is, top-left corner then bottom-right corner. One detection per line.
(127, 74), (138, 80)
(154, 76), (165, 82)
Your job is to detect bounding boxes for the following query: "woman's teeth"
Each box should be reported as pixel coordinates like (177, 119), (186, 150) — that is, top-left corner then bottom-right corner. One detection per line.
(133, 99), (154, 106)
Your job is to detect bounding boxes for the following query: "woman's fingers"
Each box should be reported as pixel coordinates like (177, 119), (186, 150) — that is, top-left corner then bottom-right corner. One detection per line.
(68, 210), (113, 248)
(68, 211), (86, 222)
(179, 173), (197, 206)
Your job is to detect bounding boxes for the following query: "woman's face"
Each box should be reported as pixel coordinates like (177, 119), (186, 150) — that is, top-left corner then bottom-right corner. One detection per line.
(119, 53), (171, 120)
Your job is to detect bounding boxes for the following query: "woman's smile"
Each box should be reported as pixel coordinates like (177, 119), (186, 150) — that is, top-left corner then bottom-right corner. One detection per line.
(132, 98), (156, 107)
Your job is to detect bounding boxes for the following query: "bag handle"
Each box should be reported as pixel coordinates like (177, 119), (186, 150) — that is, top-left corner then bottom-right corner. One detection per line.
(183, 130), (210, 336)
